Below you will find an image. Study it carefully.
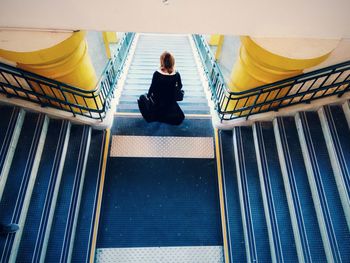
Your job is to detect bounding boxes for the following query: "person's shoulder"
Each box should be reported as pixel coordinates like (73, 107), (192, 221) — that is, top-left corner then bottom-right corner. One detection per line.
(175, 71), (181, 79)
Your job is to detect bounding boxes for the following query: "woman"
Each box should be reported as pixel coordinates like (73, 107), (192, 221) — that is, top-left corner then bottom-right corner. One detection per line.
(138, 51), (185, 125)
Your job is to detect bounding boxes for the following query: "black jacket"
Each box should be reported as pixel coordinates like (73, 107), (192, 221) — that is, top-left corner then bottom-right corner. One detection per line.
(147, 71), (183, 110)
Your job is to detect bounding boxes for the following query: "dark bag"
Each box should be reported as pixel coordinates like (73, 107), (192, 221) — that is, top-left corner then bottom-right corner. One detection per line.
(175, 89), (184, 101)
(174, 78), (184, 101)
(137, 93), (156, 122)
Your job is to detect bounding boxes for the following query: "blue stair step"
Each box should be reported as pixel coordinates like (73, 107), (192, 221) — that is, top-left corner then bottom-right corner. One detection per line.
(343, 100), (350, 129)
(16, 119), (70, 263)
(296, 111), (350, 262)
(253, 122), (298, 262)
(0, 112), (47, 263)
(45, 125), (91, 263)
(233, 126), (271, 262)
(274, 116), (327, 262)
(71, 129), (106, 263)
(319, 105), (350, 229)
(0, 107), (23, 194)
(217, 130), (246, 262)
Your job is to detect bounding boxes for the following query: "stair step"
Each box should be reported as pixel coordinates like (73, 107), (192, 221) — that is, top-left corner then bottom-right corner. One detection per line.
(131, 62), (196, 68)
(296, 111), (350, 262)
(122, 84), (205, 92)
(116, 105), (210, 115)
(127, 69), (199, 76)
(233, 126), (271, 262)
(121, 89), (206, 98)
(0, 107), (24, 199)
(319, 105), (350, 229)
(0, 112), (48, 263)
(274, 117), (327, 262)
(16, 119), (70, 262)
(253, 122), (298, 262)
(217, 130), (246, 262)
(45, 125), (91, 263)
(125, 78), (202, 86)
(125, 76), (201, 83)
(343, 100), (350, 129)
(126, 73), (200, 80)
(119, 100), (208, 108)
(119, 95), (207, 104)
(72, 129), (106, 263)
(128, 66), (198, 73)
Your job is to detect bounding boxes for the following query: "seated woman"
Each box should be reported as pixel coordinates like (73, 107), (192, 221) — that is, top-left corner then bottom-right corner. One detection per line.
(138, 51), (185, 125)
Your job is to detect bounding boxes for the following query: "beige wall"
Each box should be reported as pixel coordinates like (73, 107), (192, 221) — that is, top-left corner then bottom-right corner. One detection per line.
(0, 0), (349, 38)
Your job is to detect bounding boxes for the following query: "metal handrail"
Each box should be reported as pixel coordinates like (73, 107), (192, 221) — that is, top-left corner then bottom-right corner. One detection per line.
(0, 32), (135, 121)
(192, 34), (350, 121)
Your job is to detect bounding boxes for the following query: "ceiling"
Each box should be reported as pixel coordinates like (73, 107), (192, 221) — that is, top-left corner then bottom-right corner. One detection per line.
(0, 0), (349, 38)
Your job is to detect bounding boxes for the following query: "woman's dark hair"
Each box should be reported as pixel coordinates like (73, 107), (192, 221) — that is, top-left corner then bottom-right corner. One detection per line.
(160, 51), (175, 74)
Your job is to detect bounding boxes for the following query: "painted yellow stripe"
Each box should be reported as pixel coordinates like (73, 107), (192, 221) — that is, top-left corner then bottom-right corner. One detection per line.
(214, 128), (230, 263)
(89, 129), (111, 263)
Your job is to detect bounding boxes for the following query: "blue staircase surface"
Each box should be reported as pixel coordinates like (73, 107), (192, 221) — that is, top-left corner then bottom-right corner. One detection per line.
(71, 129), (106, 263)
(234, 126), (271, 262)
(298, 111), (350, 261)
(45, 125), (91, 263)
(217, 130), (246, 263)
(16, 119), (69, 262)
(97, 115), (222, 249)
(254, 122), (298, 262)
(117, 34), (210, 115)
(0, 106), (20, 175)
(274, 117), (327, 262)
(0, 108), (108, 263)
(321, 105), (350, 228)
(0, 112), (46, 263)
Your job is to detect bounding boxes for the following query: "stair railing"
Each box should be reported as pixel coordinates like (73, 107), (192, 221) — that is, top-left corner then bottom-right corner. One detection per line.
(0, 33), (135, 121)
(193, 34), (350, 121)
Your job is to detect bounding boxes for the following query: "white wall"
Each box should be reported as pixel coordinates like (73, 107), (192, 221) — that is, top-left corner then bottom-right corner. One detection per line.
(86, 31), (109, 78)
(0, 0), (349, 38)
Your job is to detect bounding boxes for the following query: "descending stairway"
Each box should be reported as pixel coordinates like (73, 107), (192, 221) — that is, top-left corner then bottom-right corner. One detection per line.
(96, 34), (224, 262)
(1, 31), (350, 263)
(218, 101), (350, 262)
(0, 105), (107, 263)
(117, 34), (210, 115)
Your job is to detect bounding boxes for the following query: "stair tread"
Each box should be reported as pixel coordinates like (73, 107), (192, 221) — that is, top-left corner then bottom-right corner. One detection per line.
(325, 105), (350, 198)
(0, 112), (45, 262)
(0, 106), (19, 173)
(276, 116), (327, 262)
(17, 119), (68, 262)
(45, 125), (90, 262)
(255, 122), (298, 261)
(72, 129), (105, 262)
(235, 127), (271, 262)
(218, 130), (246, 262)
(299, 111), (350, 261)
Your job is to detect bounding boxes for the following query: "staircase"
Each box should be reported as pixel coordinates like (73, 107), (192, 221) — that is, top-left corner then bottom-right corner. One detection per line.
(0, 105), (107, 263)
(96, 34), (224, 262)
(1, 32), (350, 263)
(117, 34), (210, 115)
(218, 102), (350, 262)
